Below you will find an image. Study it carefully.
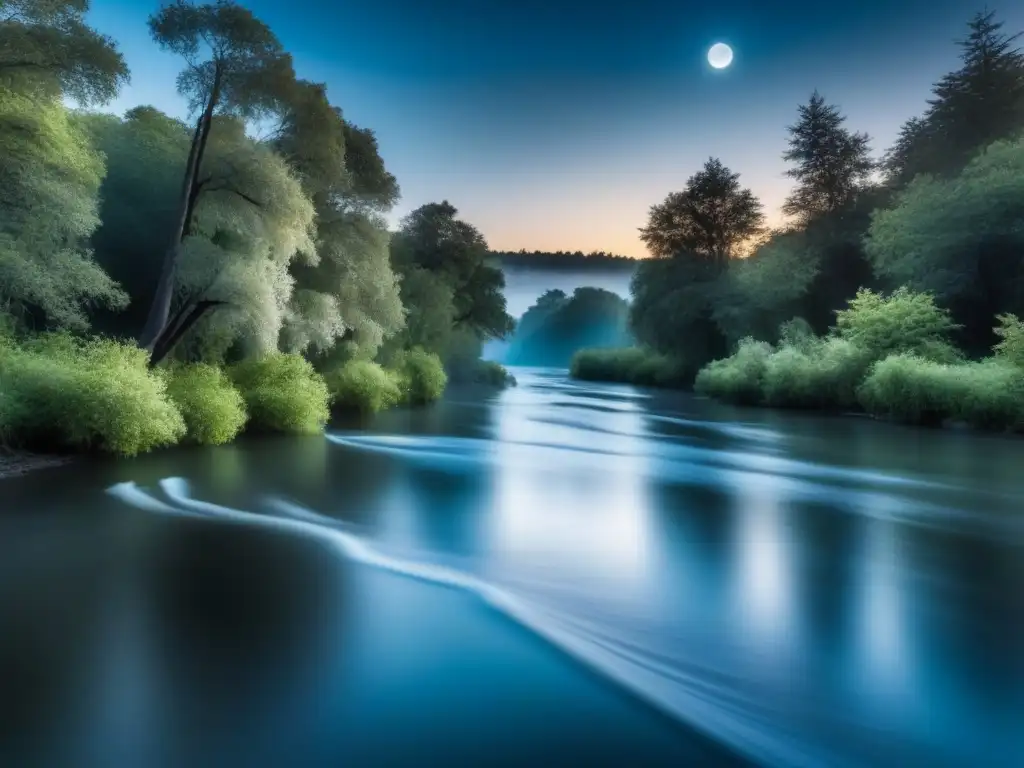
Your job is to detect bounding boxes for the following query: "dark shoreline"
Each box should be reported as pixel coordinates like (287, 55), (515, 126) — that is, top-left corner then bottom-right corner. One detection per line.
(0, 449), (75, 480)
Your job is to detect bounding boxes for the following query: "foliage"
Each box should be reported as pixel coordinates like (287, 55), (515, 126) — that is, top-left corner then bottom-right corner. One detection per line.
(693, 338), (774, 405)
(866, 137), (1024, 353)
(782, 91), (874, 222)
(639, 157), (764, 265)
(858, 355), (1024, 431)
(0, 333), (185, 455)
(464, 360), (516, 388)
(504, 287), (631, 367)
(993, 313), (1024, 368)
(883, 11), (1024, 186)
(760, 337), (871, 410)
(0, 87), (127, 329)
(833, 287), (960, 360)
(493, 250), (638, 271)
(390, 201), (514, 342)
(0, 0), (129, 105)
(324, 359), (402, 415)
(229, 353), (329, 434)
(389, 348), (447, 405)
(570, 347), (688, 388)
(162, 362), (247, 445)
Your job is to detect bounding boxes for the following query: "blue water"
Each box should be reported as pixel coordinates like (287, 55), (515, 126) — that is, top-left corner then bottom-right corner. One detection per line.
(2, 368), (1022, 766)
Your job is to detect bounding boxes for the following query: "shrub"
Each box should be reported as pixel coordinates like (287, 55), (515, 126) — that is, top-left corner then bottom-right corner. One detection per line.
(570, 347), (688, 387)
(229, 353), (330, 434)
(761, 337), (872, 410)
(390, 348), (447, 405)
(993, 313), (1024, 369)
(858, 355), (1024, 430)
(0, 333), (185, 456)
(163, 363), (248, 445)
(694, 338), (773, 405)
(325, 359), (403, 415)
(467, 360), (517, 388)
(834, 287), (958, 358)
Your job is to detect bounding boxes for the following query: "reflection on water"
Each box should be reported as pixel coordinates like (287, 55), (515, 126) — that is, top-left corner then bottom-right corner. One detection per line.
(1, 367), (1022, 767)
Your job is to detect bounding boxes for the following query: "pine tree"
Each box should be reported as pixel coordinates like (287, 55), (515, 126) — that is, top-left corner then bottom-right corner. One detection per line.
(781, 91), (874, 222)
(884, 10), (1024, 185)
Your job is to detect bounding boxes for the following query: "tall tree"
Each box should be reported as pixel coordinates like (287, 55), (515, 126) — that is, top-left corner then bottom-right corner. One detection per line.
(884, 10), (1024, 185)
(139, 0), (297, 357)
(0, 0), (129, 104)
(390, 201), (514, 343)
(638, 157), (764, 266)
(782, 91), (874, 222)
(0, 87), (126, 328)
(274, 80), (405, 359)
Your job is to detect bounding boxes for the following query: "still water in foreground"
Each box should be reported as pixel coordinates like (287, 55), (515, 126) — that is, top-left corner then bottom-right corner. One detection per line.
(1, 368), (1022, 767)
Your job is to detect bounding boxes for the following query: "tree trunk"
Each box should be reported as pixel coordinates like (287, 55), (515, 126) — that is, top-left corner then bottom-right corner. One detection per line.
(138, 65), (224, 352)
(149, 300), (228, 368)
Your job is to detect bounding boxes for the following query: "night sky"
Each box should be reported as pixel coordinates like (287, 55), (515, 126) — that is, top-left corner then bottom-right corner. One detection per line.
(88, 0), (1023, 257)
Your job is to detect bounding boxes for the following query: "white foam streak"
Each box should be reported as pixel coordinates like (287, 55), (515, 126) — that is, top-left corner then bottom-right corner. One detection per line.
(107, 477), (840, 768)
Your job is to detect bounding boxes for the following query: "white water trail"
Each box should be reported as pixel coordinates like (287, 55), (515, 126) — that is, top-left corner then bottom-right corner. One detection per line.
(106, 477), (848, 768)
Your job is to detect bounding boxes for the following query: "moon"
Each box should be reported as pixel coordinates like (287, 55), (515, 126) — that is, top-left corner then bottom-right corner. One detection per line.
(707, 42), (734, 69)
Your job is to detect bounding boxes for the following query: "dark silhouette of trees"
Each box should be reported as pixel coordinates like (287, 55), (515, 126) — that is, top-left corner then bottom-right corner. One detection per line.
(639, 157), (764, 266)
(782, 91), (874, 222)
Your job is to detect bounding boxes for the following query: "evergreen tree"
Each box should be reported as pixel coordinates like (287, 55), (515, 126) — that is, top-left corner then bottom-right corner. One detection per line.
(884, 10), (1024, 185)
(781, 91), (874, 222)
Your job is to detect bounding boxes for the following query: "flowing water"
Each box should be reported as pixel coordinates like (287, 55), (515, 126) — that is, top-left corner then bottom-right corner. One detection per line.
(1, 368), (1022, 767)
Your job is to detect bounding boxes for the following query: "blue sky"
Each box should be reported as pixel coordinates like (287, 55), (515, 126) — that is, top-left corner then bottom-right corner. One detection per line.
(89, 1), (1024, 257)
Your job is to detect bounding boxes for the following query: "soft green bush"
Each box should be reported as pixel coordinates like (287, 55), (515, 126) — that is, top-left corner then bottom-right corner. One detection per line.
(163, 363), (248, 445)
(858, 355), (1024, 430)
(694, 338), (773, 405)
(570, 347), (688, 387)
(325, 359), (403, 415)
(467, 360), (517, 388)
(0, 333), (185, 455)
(390, 348), (447, 405)
(761, 337), (872, 410)
(229, 353), (330, 434)
(834, 287), (959, 359)
(993, 313), (1024, 369)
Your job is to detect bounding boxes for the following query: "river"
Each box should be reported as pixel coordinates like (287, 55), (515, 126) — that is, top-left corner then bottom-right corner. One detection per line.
(1, 368), (1021, 767)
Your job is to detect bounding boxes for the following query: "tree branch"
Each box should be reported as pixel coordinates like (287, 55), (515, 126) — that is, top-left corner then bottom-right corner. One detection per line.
(150, 299), (229, 367)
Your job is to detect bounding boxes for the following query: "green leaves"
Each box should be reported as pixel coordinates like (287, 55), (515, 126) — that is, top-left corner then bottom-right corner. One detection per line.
(0, 87), (126, 329)
(639, 157), (764, 264)
(0, 0), (129, 105)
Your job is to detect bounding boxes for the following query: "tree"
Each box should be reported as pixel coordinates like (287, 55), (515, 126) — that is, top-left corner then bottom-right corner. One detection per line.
(782, 91), (874, 222)
(0, 87), (126, 329)
(866, 136), (1024, 353)
(139, 0), (297, 358)
(390, 201), (514, 343)
(884, 11), (1024, 185)
(84, 107), (315, 363)
(0, 0), (129, 104)
(638, 158), (764, 266)
(273, 80), (405, 360)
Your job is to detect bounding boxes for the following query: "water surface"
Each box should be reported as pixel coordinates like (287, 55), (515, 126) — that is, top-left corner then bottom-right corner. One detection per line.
(2, 368), (1022, 767)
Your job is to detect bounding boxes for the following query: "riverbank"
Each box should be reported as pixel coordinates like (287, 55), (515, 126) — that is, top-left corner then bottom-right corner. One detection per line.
(0, 448), (74, 480)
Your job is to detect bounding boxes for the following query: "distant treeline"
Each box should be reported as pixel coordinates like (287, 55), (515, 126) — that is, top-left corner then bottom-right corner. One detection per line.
(491, 250), (639, 271)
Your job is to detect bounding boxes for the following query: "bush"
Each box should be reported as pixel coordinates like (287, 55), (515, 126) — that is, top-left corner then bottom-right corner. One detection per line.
(325, 359), (403, 415)
(761, 337), (871, 410)
(570, 347), (688, 387)
(694, 338), (773, 405)
(993, 313), (1024, 369)
(0, 333), (185, 456)
(229, 353), (330, 434)
(163, 363), (248, 445)
(390, 348), (447, 405)
(834, 287), (959, 358)
(467, 360), (517, 388)
(858, 355), (1024, 430)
